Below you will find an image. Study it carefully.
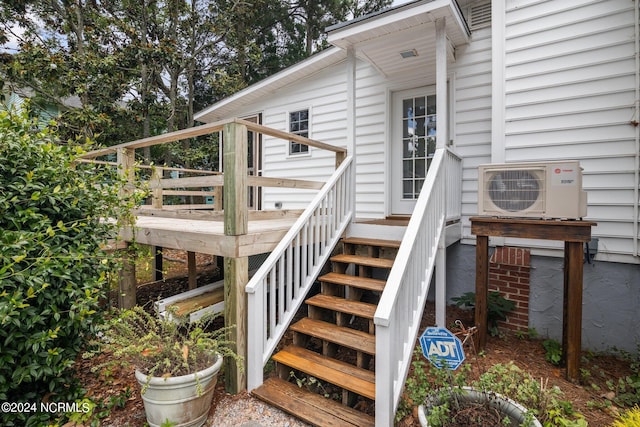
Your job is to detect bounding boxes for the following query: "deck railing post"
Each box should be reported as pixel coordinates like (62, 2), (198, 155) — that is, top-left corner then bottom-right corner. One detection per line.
(223, 121), (248, 235)
(149, 166), (165, 281)
(223, 121), (248, 393)
(150, 166), (163, 209)
(214, 185), (223, 211)
(117, 147), (137, 309)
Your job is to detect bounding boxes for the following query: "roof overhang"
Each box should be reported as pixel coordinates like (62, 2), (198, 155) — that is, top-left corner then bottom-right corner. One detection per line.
(327, 0), (470, 78)
(195, 47), (346, 123)
(195, 0), (470, 123)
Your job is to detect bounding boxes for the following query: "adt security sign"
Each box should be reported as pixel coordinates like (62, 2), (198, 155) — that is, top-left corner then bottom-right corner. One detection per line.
(419, 327), (465, 370)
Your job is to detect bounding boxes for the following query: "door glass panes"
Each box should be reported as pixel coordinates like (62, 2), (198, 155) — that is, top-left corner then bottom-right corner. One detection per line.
(401, 95), (436, 199)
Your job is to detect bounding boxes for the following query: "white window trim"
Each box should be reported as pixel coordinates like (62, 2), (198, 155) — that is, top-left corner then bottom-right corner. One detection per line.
(286, 107), (312, 158)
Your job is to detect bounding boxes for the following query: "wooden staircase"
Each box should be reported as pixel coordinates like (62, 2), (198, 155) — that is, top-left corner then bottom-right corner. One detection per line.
(252, 236), (401, 427)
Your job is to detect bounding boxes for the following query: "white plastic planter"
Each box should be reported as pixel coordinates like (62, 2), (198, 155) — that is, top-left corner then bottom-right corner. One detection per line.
(418, 387), (542, 427)
(135, 354), (223, 427)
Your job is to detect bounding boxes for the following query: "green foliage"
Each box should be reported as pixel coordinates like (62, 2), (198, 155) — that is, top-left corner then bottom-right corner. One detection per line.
(543, 339), (563, 366)
(0, 108), (133, 425)
(611, 406), (640, 427)
(91, 306), (241, 386)
(604, 348), (640, 408)
(516, 328), (539, 340)
(398, 346), (585, 427)
(452, 291), (516, 336)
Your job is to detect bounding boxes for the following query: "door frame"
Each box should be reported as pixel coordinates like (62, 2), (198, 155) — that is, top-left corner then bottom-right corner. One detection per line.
(388, 86), (437, 216)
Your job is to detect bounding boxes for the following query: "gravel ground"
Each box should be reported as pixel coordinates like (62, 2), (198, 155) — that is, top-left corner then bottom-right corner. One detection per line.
(207, 391), (312, 427)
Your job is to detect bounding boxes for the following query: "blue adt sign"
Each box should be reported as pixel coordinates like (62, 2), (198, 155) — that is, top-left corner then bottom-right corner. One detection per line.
(419, 327), (465, 370)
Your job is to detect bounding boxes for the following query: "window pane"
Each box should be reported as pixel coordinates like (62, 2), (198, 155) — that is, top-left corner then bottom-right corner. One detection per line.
(416, 138), (426, 158)
(416, 117), (425, 137)
(403, 180), (413, 198)
(427, 95), (436, 115)
(415, 159), (425, 178)
(289, 109), (309, 155)
(415, 96), (426, 116)
(403, 99), (412, 118)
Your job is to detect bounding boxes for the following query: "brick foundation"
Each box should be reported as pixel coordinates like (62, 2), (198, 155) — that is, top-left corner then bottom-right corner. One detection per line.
(489, 246), (531, 333)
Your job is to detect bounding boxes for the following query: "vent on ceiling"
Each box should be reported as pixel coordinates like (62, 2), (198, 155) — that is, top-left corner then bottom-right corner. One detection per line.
(467, 1), (491, 30)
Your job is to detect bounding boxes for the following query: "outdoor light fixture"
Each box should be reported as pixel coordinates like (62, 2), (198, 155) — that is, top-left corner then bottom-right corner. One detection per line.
(400, 49), (418, 58)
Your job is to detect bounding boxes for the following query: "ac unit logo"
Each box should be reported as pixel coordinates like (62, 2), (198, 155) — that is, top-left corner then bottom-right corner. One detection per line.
(552, 165), (578, 185)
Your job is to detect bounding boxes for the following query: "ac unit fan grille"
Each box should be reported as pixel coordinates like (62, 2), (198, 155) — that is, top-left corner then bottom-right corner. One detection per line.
(487, 170), (541, 212)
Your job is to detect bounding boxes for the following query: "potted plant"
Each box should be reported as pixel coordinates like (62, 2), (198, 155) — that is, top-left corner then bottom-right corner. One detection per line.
(98, 306), (240, 427)
(415, 360), (585, 427)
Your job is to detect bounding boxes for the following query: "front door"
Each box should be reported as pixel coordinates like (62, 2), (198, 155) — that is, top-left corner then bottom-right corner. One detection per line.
(391, 88), (437, 215)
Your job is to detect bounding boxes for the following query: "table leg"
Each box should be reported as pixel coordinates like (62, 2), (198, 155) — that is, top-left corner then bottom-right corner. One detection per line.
(564, 241), (583, 383)
(475, 235), (489, 349)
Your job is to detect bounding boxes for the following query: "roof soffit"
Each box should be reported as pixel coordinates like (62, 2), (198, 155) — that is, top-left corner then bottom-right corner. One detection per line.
(327, 0), (469, 77)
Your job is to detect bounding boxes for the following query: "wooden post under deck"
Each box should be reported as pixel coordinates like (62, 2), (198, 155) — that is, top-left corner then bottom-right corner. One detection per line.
(187, 251), (197, 290)
(223, 121), (248, 393)
(471, 217), (595, 382)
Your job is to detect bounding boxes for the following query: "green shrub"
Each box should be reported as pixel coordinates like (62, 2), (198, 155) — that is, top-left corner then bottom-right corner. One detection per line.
(451, 291), (516, 336)
(0, 108), (134, 425)
(543, 339), (563, 366)
(611, 406), (640, 427)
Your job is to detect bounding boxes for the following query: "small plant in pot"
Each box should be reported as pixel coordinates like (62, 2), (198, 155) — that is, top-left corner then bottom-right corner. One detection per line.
(410, 357), (586, 427)
(398, 320), (586, 427)
(95, 306), (240, 427)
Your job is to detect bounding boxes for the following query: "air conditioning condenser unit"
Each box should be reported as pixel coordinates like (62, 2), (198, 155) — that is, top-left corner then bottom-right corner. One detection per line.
(477, 161), (587, 219)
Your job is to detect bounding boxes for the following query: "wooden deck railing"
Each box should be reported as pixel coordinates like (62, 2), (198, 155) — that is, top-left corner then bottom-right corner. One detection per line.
(245, 156), (354, 392)
(374, 147), (461, 427)
(80, 118), (347, 218)
(80, 118), (348, 392)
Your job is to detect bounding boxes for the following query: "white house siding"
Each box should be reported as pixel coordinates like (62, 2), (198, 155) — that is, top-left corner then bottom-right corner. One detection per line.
(502, 0), (639, 262)
(240, 64), (349, 211)
(353, 62), (388, 219)
(449, 25), (494, 241)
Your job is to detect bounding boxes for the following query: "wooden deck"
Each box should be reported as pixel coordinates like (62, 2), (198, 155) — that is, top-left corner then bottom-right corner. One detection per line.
(123, 213), (299, 257)
(80, 118), (352, 393)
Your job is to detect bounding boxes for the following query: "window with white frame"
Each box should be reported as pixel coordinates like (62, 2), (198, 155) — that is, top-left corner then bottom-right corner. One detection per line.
(289, 109), (309, 155)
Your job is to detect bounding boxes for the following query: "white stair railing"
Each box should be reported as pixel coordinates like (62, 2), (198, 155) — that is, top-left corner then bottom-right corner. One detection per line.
(245, 156), (354, 391)
(374, 148), (461, 427)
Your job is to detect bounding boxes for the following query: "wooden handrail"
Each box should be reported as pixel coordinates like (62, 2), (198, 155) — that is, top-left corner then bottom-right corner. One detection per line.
(77, 158), (221, 175)
(81, 117), (347, 160)
(83, 118), (346, 238)
(81, 118), (232, 159)
(236, 119), (347, 155)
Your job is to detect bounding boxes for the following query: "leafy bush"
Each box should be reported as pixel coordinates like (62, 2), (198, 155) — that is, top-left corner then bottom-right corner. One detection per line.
(94, 306), (240, 381)
(451, 291), (516, 336)
(543, 339), (563, 366)
(398, 348), (586, 426)
(0, 109), (133, 425)
(611, 406), (640, 427)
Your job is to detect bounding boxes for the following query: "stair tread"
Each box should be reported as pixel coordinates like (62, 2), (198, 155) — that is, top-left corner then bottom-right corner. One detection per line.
(252, 377), (375, 427)
(319, 272), (386, 292)
(342, 237), (401, 249)
(306, 294), (376, 319)
(331, 254), (394, 269)
(291, 318), (375, 355)
(273, 345), (375, 399)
